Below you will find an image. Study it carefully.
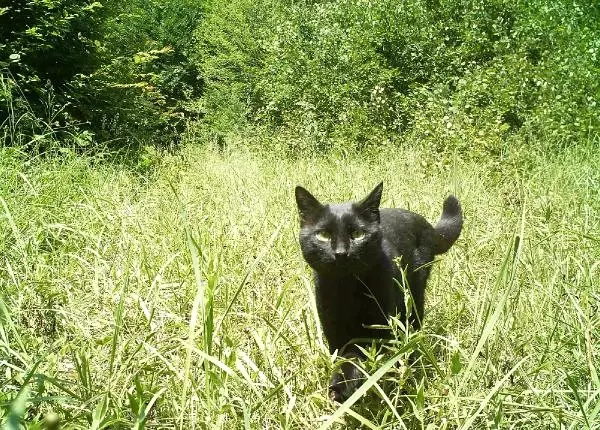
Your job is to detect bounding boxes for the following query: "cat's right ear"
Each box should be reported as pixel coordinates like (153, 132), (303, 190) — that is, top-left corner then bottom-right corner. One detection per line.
(295, 186), (323, 225)
(356, 182), (383, 222)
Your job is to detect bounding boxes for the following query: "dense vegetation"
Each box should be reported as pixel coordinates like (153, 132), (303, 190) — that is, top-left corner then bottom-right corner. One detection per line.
(2, 0), (599, 152)
(1, 0), (202, 148)
(1, 0), (599, 428)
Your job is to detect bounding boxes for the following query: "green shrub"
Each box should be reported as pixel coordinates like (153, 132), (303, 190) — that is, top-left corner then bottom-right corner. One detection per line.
(192, 0), (275, 138)
(75, 0), (204, 146)
(2, 0), (598, 153)
(195, 0), (600, 153)
(0, 0), (104, 148)
(0, 0), (204, 150)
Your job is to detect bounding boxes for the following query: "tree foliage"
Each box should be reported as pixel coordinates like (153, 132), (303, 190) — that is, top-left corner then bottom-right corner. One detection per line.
(1, 0), (598, 153)
(196, 0), (600, 151)
(0, 0), (104, 146)
(80, 0), (204, 145)
(0, 0), (203, 149)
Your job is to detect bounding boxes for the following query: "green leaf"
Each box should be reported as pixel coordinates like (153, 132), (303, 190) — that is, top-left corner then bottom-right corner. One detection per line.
(451, 350), (462, 375)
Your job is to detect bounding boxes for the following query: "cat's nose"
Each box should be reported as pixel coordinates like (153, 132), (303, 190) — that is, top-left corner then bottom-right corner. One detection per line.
(334, 248), (349, 260)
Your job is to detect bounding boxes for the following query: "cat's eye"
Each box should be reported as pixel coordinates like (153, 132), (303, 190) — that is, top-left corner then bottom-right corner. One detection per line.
(350, 230), (366, 241)
(315, 231), (331, 242)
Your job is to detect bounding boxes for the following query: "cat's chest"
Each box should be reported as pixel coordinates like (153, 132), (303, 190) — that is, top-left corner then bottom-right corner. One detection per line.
(314, 273), (393, 312)
(314, 273), (397, 348)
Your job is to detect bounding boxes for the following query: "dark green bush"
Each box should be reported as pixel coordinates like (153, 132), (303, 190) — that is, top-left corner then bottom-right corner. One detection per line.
(0, 0), (204, 150)
(76, 0), (204, 146)
(0, 0), (105, 148)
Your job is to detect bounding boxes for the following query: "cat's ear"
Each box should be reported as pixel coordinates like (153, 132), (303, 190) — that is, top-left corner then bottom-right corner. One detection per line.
(295, 186), (324, 224)
(357, 182), (383, 222)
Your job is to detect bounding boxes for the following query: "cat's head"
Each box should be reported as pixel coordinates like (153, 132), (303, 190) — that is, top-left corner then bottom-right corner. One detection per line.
(294, 183), (384, 275)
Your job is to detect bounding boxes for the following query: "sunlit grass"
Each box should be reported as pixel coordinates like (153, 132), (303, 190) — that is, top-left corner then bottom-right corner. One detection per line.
(0, 138), (598, 428)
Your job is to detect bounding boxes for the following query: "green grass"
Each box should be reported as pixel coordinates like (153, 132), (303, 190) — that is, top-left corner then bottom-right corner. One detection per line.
(0, 139), (599, 429)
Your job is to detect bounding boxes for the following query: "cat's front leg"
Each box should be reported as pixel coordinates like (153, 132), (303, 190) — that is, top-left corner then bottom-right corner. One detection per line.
(329, 352), (364, 402)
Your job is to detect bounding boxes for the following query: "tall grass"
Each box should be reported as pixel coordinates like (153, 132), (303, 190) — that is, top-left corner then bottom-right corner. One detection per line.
(0, 137), (598, 428)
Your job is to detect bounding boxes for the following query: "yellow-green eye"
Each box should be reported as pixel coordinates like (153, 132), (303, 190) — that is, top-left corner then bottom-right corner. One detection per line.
(350, 230), (365, 241)
(315, 231), (331, 242)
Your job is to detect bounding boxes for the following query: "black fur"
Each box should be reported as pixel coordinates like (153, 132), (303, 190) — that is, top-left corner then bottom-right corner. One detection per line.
(295, 183), (462, 402)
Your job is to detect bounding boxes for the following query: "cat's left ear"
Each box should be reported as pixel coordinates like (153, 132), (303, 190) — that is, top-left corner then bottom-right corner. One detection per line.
(357, 182), (383, 222)
(295, 186), (324, 225)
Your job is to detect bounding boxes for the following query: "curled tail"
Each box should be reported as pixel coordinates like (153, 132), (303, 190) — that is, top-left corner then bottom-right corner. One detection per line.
(433, 195), (463, 254)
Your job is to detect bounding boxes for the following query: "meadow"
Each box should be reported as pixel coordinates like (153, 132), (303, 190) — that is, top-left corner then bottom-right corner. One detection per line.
(2, 0), (600, 427)
(1, 136), (598, 428)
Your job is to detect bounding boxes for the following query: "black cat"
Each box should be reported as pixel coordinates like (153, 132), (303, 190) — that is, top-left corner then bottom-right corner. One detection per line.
(295, 182), (462, 402)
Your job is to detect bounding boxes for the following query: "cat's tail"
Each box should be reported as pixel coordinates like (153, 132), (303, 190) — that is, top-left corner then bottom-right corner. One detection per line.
(433, 195), (463, 254)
